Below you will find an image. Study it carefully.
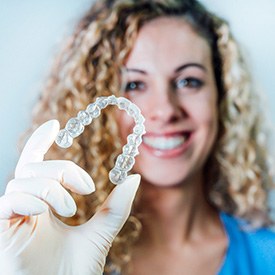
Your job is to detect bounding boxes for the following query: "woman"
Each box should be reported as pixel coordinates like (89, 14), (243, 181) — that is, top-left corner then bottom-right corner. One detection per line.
(0, 0), (274, 274)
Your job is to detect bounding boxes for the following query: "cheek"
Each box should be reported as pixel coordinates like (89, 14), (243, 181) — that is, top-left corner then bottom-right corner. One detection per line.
(123, 93), (150, 119)
(196, 98), (218, 151)
(186, 89), (218, 125)
(183, 91), (218, 147)
(116, 111), (135, 142)
(197, 102), (217, 127)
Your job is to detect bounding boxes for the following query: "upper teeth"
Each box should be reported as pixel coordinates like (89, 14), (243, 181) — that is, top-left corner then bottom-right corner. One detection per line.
(143, 135), (187, 150)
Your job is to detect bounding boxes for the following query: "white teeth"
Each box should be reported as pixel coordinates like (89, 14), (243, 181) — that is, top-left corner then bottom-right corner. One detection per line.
(143, 135), (187, 150)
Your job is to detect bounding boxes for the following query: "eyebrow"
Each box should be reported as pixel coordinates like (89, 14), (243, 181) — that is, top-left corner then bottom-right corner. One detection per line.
(125, 68), (147, 75)
(175, 63), (206, 73)
(125, 63), (206, 75)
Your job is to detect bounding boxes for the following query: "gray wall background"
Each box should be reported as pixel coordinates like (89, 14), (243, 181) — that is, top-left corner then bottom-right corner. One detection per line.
(0, 0), (274, 218)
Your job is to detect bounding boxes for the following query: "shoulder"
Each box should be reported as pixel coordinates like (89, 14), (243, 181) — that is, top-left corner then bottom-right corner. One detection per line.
(220, 212), (275, 274)
(221, 211), (275, 242)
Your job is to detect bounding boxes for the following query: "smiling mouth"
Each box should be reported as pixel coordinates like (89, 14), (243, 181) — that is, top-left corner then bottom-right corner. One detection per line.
(143, 132), (191, 150)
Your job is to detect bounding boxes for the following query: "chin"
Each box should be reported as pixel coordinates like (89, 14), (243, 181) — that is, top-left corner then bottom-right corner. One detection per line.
(144, 180), (184, 188)
(136, 169), (188, 188)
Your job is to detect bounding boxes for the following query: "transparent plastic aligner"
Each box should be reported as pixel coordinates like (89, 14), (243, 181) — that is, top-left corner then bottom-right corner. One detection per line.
(55, 96), (146, 185)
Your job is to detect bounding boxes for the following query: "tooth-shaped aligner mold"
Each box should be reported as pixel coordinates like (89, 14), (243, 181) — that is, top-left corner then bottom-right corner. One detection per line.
(55, 96), (146, 184)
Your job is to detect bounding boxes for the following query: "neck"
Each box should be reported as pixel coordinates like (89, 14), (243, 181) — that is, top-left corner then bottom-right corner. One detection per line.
(134, 175), (220, 249)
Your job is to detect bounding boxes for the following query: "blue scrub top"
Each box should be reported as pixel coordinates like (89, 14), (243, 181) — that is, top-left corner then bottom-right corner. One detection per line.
(218, 212), (275, 275)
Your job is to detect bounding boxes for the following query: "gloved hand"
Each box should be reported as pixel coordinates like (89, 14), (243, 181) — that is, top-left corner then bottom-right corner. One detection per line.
(0, 120), (140, 275)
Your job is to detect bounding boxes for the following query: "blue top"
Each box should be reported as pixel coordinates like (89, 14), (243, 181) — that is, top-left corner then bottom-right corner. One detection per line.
(107, 212), (275, 275)
(218, 212), (275, 274)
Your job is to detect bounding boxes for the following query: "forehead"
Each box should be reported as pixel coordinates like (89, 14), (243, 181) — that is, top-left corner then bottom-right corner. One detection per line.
(126, 17), (212, 72)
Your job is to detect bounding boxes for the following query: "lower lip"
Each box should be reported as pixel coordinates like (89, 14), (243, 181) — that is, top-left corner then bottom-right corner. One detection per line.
(141, 134), (192, 158)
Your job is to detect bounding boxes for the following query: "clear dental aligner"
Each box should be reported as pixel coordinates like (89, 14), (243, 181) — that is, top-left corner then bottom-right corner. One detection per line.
(55, 95), (146, 185)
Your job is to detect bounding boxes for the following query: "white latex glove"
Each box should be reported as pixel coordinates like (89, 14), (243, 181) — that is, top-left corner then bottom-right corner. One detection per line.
(0, 120), (140, 275)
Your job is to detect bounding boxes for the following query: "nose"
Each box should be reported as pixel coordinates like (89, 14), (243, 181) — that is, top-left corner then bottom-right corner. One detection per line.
(146, 85), (184, 124)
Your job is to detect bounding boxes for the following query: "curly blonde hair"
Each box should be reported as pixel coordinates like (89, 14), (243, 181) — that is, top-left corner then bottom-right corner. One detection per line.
(25, 0), (274, 273)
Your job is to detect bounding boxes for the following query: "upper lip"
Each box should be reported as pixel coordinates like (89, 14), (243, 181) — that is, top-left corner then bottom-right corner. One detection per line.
(143, 130), (193, 138)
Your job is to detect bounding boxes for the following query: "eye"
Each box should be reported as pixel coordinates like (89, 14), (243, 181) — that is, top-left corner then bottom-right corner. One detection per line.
(125, 81), (146, 92)
(175, 77), (204, 90)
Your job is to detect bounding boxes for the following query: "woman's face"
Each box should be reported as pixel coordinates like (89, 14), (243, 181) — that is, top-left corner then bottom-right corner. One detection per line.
(118, 17), (218, 187)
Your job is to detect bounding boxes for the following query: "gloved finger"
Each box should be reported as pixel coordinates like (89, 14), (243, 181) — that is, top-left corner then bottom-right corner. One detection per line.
(78, 174), (140, 246)
(5, 178), (77, 217)
(15, 120), (60, 177)
(0, 193), (48, 220)
(17, 160), (95, 195)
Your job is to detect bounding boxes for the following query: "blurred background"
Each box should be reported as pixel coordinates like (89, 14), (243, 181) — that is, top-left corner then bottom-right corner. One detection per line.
(0, 0), (274, 216)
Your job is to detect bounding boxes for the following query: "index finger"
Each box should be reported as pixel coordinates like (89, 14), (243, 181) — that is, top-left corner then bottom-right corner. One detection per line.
(15, 120), (60, 177)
